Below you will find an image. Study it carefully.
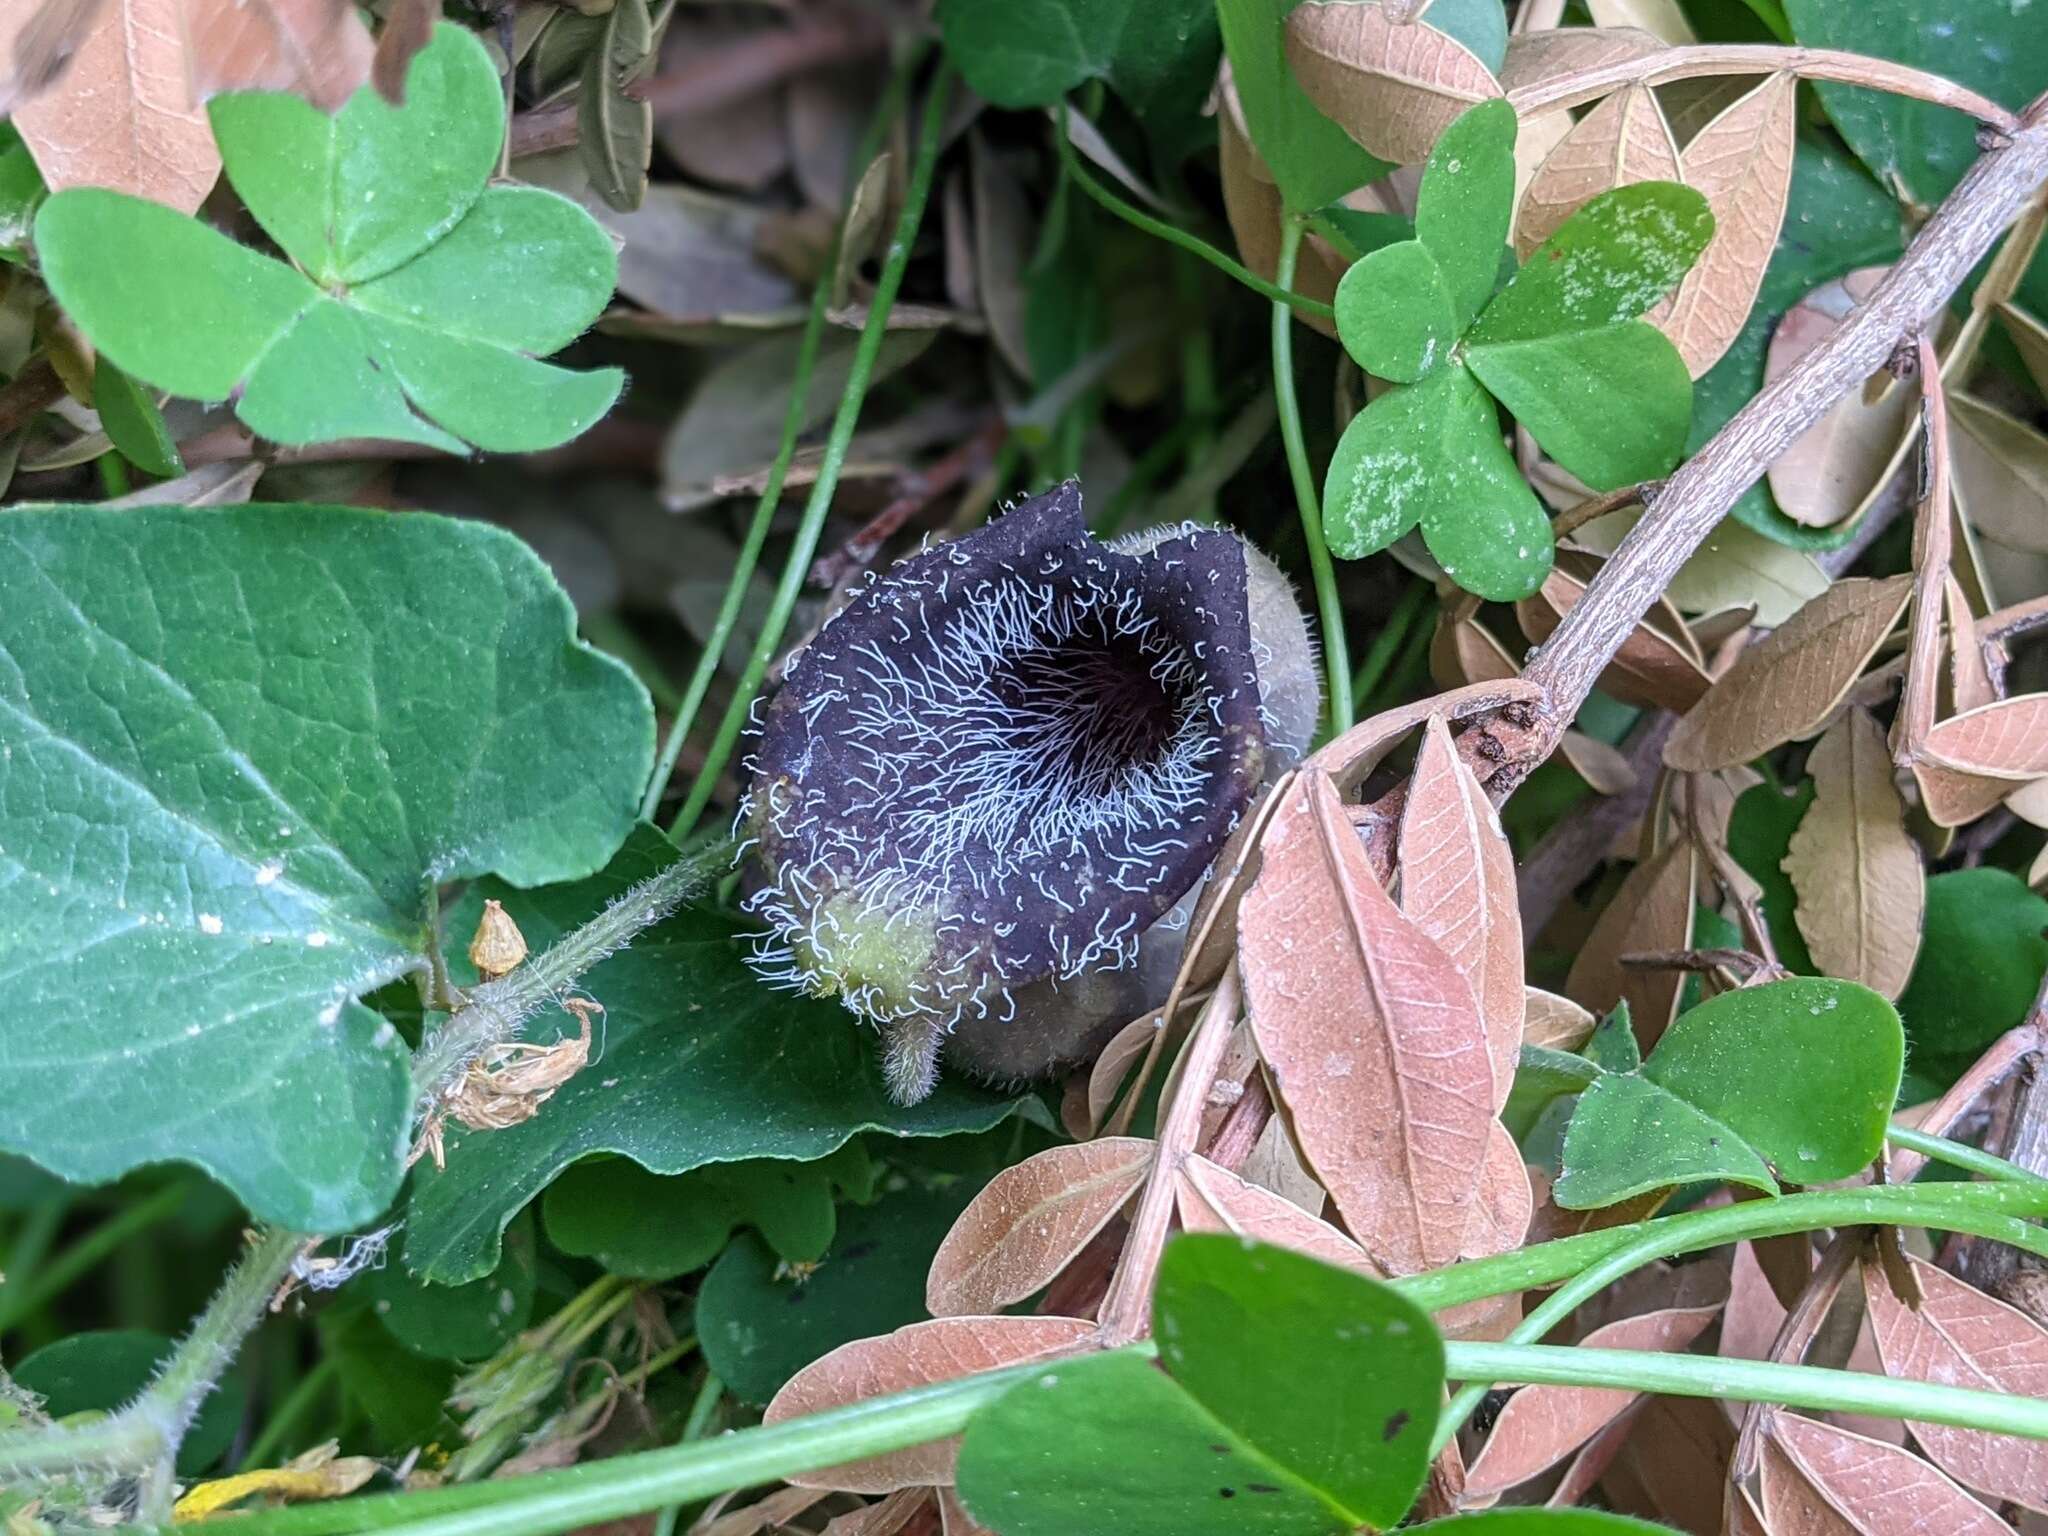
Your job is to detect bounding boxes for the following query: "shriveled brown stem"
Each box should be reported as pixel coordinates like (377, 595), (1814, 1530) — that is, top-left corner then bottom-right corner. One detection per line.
(0, 358), (61, 440)
(1507, 46), (2018, 133)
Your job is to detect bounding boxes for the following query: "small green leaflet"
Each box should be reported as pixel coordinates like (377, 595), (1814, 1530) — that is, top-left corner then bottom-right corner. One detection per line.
(1217, 0), (1392, 211)
(34, 25), (622, 455)
(0, 504), (654, 1232)
(955, 1237), (1443, 1536)
(92, 360), (183, 479)
(1555, 977), (1904, 1209)
(1323, 102), (1711, 602)
(939, 0), (1220, 140)
(400, 826), (1041, 1284)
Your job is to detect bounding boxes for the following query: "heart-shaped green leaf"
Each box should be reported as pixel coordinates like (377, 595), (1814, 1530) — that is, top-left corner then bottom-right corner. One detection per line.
(1334, 241), (1459, 382)
(1466, 320), (1694, 490)
(1469, 183), (1714, 346)
(1557, 976), (1904, 1208)
(0, 504), (654, 1231)
(1414, 97), (1516, 327)
(33, 25), (622, 456)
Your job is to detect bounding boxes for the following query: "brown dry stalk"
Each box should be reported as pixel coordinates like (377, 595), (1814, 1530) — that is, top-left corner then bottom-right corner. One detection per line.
(1094, 964), (1240, 1346)
(1506, 45), (2019, 133)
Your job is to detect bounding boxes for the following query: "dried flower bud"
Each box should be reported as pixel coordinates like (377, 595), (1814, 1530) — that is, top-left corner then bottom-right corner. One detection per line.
(468, 898), (528, 980)
(743, 482), (1317, 1101)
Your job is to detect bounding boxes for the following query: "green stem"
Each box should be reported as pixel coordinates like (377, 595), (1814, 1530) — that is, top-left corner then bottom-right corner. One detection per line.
(1272, 216), (1353, 737)
(669, 66), (956, 841)
(1425, 1178), (2048, 1454)
(1055, 105), (1335, 320)
(681, 1372), (723, 1441)
(0, 1183), (183, 1333)
(637, 46), (921, 823)
(1391, 1179), (2048, 1315)
(0, 1227), (302, 1489)
(191, 1333), (2048, 1536)
(0, 1192), (72, 1332)
(237, 1359), (339, 1472)
(1888, 1124), (2048, 1186)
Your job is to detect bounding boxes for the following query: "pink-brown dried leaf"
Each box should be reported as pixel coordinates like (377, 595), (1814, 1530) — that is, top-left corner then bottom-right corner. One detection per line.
(1175, 1152), (1382, 1274)
(924, 1138), (1151, 1318)
(763, 1317), (1094, 1492)
(1240, 769), (1495, 1275)
(1862, 1253), (2048, 1511)
(1284, 0), (1504, 164)
(1761, 1412), (2014, 1536)
(1515, 81), (1679, 256)
(1400, 715), (1525, 1111)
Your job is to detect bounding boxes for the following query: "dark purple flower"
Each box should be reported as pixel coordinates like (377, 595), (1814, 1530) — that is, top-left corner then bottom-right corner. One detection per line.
(742, 482), (1314, 1099)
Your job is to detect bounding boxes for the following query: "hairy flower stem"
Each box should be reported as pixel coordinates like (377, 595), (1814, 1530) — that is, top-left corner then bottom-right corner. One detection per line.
(0, 1226), (301, 1507)
(412, 835), (734, 1109)
(671, 64), (957, 841)
(637, 44), (924, 823)
(1272, 216), (1353, 737)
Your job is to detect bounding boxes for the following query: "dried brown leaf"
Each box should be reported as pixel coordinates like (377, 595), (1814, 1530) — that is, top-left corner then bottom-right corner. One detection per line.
(1565, 835), (1696, 1048)
(1781, 708), (1923, 1000)
(1946, 577), (1996, 715)
(1466, 1263), (1728, 1496)
(184, 0), (369, 106)
(1429, 612), (1520, 690)
(1765, 270), (1917, 528)
(1664, 575), (1913, 772)
(1654, 72), (1797, 377)
(1240, 770), (1494, 1275)
(2, 0), (109, 109)
(1515, 82), (1680, 258)
(8, 0), (219, 210)
(1720, 1239), (1791, 1366)
(367, 0), (433, 105)
(1761, 1412), (2015, 1536)
(2001, 302), (2048, 396)
(1459, 1119), (1533, 1261)
(1217, 77), (1342, 337)
(1496, 25), (1664, 94)
(1517, 555), (1711, 713)
(1915, 695), (2048, 828)
(763, 1317), (1094, 1492)
(1176, 1152), (1381, 1274)
(1083, 1010), (1163, 1135)
(1950, 393), (2048, 555)
(1610, 1394), (1735, 1536)
(1863, 1253), (2048, 1511)
(924, 1138), (1151, 1318)
(1285, 0), (1504, 165)
(1239, 1112), (1327, 1214)
(1400, 716), (1524, 1110)
(1561, 730), (1640, 794)
(1524, 987), (1596, 1052)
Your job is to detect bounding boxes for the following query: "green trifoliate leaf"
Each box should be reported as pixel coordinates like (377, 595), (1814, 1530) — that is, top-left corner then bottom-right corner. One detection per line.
(1334, 241), (1459, 382)
(1324, 362), (1551, 600)
(0, 505), (654, 1231)
(1414, 98), (1516, 327)
(1465, 320), (1694, 490)
(1556, 976), (1903, 1208)
(1468, 183), (1714, 346)
(34, 25), (622, 456)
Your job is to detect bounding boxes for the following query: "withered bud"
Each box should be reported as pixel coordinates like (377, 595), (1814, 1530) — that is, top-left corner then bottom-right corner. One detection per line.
(468, 899), (528, 980)
(741, 481), (1316, 1103)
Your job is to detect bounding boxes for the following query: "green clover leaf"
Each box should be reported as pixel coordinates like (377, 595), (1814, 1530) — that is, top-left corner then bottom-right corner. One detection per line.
(1322, 101), (1714, 602)
(33, 24), (622, 455)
